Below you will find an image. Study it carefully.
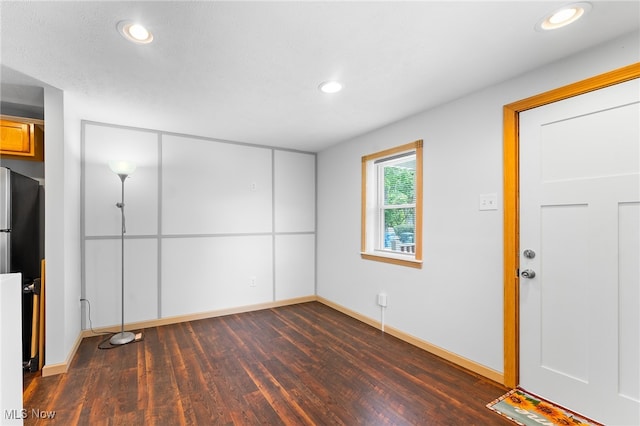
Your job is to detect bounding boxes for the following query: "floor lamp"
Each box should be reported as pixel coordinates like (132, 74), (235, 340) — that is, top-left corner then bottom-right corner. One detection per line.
(108, 160), (136, 345)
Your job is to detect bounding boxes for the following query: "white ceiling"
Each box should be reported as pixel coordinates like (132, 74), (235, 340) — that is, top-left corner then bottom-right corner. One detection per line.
(1, 1), (638, 152)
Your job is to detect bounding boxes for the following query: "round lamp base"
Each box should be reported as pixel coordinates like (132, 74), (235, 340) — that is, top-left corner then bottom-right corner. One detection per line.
(110, 331), (135, 345)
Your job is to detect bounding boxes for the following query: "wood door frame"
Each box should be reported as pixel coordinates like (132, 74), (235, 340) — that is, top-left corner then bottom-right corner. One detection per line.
(502, 62), (640, 388)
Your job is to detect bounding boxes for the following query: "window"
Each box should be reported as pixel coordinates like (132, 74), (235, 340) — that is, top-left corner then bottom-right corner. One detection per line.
(361, 140), (423, 268)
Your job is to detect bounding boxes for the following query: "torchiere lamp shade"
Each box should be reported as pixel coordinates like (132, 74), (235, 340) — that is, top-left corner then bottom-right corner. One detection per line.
(108, 160), (137, 176)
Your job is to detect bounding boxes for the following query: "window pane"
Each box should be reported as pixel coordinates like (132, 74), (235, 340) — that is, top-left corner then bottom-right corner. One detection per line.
(384, 160), (415, 206)
(362, 139), (422, 267)
(383, 207), (416, 253)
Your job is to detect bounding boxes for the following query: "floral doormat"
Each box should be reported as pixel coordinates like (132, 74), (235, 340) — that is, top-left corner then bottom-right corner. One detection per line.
(486, 389), (602, 426)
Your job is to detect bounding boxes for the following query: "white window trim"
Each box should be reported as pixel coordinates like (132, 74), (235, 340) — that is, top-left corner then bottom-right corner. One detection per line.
(361, 140), (423, 268)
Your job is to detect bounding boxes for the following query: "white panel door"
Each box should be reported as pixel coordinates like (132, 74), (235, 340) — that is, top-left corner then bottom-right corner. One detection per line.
(519, 78), (639, 425)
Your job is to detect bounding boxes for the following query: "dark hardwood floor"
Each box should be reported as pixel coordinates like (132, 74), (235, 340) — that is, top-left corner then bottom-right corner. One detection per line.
(23, 302), (512, 425)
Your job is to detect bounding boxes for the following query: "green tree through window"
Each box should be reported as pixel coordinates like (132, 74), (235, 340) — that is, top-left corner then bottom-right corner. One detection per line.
(384, 164), (415, 230)
(382, 159), (416, 251)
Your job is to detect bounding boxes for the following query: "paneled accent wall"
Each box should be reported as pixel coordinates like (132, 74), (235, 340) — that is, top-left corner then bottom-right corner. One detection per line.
(82, 122), (315, 328)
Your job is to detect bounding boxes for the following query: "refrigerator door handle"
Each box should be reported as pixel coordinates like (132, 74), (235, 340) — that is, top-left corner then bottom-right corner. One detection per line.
(0, 167), (10, 230)
(0, 231), (9, 274)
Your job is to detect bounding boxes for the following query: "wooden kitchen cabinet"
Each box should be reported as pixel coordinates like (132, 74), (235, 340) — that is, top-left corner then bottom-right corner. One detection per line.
(0, 117), (44, 161)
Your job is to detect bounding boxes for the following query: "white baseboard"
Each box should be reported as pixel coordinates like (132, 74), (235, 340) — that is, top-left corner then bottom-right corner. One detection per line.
(80, 296), (317, 338)
(41, 332), (83, 377)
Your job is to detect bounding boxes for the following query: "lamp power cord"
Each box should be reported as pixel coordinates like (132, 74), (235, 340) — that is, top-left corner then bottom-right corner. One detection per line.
(80, 298), (121, 349)
(80, 298), (143, 350)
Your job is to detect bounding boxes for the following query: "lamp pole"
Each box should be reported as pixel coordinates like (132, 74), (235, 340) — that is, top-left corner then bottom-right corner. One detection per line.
(109, 162), (136, 345)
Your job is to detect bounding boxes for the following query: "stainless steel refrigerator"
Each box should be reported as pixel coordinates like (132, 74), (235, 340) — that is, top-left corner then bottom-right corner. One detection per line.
(0, 166), (40, 363)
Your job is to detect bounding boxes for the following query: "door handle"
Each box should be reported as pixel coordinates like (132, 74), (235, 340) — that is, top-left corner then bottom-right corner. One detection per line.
(521, 269), (536, 279)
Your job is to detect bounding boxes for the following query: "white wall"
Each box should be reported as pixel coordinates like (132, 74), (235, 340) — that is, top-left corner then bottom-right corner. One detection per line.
(44, 86), (82, 367)
(42, 86), (66, 366)
(82, 123), (316, 328)
(316, 31), (640, 374)
(62, 91), (83, 366)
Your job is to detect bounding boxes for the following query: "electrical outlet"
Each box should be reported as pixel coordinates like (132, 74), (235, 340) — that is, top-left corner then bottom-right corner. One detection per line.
(250, 182), (257, 192)
(479, 193), (498, 211)
(378, 293), (388, 307)
(250, 276), (257, 287)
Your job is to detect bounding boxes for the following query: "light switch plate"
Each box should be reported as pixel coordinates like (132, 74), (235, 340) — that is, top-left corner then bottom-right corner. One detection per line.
(479, 193), (498, 211)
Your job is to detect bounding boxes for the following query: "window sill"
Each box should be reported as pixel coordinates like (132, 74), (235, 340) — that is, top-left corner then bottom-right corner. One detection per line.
(360, 252), (423, 269)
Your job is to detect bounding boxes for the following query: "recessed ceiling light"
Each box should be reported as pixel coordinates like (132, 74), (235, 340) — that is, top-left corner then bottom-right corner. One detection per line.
(117, 20), (154, 44)
(319, 81), (343, 94)
(536, 2), (591, 31)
